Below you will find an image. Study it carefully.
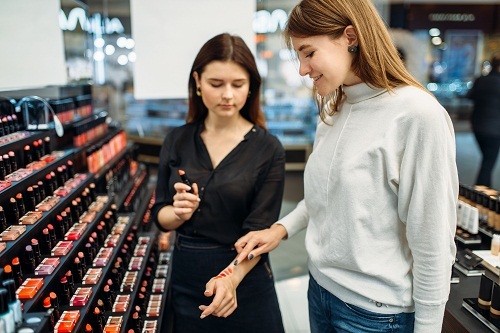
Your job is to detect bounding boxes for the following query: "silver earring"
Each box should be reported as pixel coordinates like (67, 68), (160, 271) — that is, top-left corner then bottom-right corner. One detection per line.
(348, 45), (358, 53)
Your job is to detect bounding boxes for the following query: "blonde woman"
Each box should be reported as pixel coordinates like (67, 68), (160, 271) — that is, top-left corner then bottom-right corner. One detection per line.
(234, 1), (459, 332)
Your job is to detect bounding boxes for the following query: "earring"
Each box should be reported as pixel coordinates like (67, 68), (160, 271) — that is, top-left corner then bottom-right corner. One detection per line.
(196, 87), (202, 96)
(348, 45), (358, 53)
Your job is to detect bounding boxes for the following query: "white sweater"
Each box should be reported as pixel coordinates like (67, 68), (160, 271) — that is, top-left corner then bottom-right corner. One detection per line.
(278, 83), (458, 332)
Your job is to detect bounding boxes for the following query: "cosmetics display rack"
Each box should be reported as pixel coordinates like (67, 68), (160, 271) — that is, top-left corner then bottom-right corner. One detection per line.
(0, 116), (175, 333)
(442, 184), (500, 333)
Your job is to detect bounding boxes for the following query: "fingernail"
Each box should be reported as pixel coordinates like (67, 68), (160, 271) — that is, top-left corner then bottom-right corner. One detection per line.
(204, 290), (209, 294)
(200, 314), (206, 319)
(233, 260), (238, 266)
(249, 254), (254, 260)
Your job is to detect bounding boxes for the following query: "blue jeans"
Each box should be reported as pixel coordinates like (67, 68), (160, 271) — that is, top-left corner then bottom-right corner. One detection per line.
(308, 274), (415, 333)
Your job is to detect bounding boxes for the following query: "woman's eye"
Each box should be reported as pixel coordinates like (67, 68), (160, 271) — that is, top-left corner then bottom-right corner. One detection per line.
(211, 84), (222, 88)
(306, 51), (315, 58)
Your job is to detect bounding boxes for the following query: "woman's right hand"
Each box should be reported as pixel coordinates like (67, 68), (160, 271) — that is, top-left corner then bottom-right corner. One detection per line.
(233, 224), (287, 265)
(172, 182), (200, 221)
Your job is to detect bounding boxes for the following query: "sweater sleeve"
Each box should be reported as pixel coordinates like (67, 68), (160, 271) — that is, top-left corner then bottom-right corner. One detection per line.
(396, 103), (458, 332)
(276, 199), (309, 238)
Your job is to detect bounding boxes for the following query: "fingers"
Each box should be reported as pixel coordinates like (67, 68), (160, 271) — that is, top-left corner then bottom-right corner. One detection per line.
(233, 234), (261, 265)
(199, 294), (237, 318)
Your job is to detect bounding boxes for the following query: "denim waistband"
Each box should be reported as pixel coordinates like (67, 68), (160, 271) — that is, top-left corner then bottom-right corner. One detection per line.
(175, 233), (235, 250)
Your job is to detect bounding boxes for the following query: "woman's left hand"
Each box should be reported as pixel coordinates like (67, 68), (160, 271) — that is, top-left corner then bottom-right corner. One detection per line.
(199, 267), (238, 319)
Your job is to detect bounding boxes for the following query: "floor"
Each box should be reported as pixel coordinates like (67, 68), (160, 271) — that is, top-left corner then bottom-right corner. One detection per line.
(270, 121), (500, 333)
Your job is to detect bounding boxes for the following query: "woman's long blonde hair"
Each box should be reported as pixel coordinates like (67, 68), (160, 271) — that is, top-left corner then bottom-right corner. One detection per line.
(284, 0), (426, 121)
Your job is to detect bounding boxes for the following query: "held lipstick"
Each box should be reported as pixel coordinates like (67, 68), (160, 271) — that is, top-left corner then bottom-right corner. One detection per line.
(178, 169), (194, 193)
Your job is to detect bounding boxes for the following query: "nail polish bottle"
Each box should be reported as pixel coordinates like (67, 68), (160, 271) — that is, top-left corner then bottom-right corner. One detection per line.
(0, 207), (7, 232)
(32, 185), (41, 205)
(25, 187), (36, 212)
(2, 279), (22, 327)
(7, 151), (16, 173)
(0, 288), (14, 333)
(23, 245), (35, 275)
(23, 145), (32, 167)
(14, 193), (25, 217)
(31, 239), (42, 266)
(10, 258), (22, 289)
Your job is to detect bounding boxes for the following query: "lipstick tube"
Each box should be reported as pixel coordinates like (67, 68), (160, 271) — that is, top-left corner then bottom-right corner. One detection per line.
(37, 181), (46, 201)
(11, 257), (23, 289)
(41, 228), (52, 255)
(0, 206), (7, 232)
(7, 197), (19, 225)
(15, 193), (25, 217)
(8, 151), (17, 173)
(31, 239), (42, 266)
(23, 145), (33, 167)
(47, 224), (57, 248)
(491, 282), (500, 319)
(0, 156), (6, 180)
(2, 154), (11, 175)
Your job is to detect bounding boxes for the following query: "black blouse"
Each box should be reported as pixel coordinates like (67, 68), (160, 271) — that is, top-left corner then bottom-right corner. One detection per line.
(152, 121), (286, 245)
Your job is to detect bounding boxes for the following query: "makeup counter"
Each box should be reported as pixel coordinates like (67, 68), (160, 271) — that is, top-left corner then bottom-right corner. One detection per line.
(0, 85), (174, 333)
(444, 185), (500, 333)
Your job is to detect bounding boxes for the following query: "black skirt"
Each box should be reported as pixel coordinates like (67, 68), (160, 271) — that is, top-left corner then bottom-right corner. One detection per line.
(171, 233), (285, 333)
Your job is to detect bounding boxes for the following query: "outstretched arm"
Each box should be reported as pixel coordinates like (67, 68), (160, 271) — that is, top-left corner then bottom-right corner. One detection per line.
(199, 255), (261, 318)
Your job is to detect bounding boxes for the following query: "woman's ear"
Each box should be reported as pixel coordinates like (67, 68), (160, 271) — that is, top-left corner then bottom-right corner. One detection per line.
(344, 25), (358, 47)
(193, 71), (200, 87)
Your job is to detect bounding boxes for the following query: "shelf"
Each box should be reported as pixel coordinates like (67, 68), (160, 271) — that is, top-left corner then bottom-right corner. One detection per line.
(20, 194), (114, 314)
(93, 142), (135, 182)
(0, 131), (54, 158)
(0, 172), (94, 268)
(0, 148), (75, 203)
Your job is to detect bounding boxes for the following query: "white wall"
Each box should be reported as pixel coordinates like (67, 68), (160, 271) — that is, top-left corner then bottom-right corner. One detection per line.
(0, 0), (67, 91)
(130, 0), (256, 99)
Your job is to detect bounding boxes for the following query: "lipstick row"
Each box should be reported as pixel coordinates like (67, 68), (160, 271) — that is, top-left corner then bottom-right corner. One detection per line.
(86, 130), (127, 174)
(0, 136), (52, 181)
(0, 112), (23, 139)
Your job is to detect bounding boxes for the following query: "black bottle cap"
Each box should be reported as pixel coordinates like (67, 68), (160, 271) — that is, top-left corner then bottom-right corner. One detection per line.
(0, 288), (9, 314)
(478, 274), (494, 310)
(2, 279), (16, 303)
(490, 282), (500, 319)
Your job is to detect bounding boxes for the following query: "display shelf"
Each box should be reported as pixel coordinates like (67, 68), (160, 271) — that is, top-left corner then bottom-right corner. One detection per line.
(0, 172), (94, 268)
(0, 148), (75, 202)
(20, 195), (114, 314)
(114, 164), (147, 211)
(70, 212), (138, 333)
(0, 130), (53, 158)
(463, 298), (500, 333)
(156, 232), (174, 333)
(93, 142), (135, 182)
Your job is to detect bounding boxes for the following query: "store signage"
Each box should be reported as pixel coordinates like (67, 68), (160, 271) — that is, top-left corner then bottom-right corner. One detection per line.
(59, 8), (124, 34)
(428, 13), (475, 23)
(407, 4), (495, 32)
(253, 9), (288, 34)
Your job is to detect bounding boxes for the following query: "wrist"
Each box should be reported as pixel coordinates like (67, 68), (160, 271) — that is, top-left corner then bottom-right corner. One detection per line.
(271, 223), (288, 240)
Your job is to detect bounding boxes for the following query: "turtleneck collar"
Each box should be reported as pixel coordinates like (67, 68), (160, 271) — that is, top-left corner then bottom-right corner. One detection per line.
(343, 82), (386, 104)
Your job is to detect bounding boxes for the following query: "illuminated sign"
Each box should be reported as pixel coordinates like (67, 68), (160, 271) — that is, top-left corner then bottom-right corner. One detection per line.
(253, 9), (288, 34)
(429, 13), (475, 22)
(59, 8), (124, 34)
